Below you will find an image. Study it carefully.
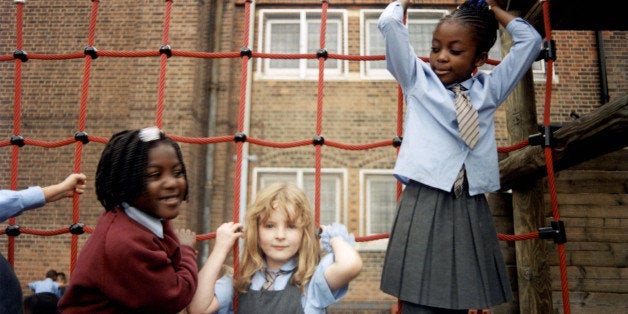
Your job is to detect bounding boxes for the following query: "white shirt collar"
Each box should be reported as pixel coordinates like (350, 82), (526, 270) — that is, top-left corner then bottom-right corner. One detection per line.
(121, 202), (164, 239)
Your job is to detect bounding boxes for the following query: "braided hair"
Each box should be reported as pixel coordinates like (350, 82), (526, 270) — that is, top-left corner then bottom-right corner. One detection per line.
(95, 128), (189, 211)
(439, 0), (498, 55)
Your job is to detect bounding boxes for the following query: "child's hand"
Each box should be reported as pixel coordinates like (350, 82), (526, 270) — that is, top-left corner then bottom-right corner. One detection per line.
(43, 173), (87, 203)
(176, 228), (197, 249)
(398, 0), (412, 11)
(214, 222), (243, 254)
(320, 223), (356, 253)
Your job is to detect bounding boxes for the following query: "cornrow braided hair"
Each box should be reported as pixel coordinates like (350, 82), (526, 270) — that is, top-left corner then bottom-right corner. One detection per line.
(95, 128), (189, 211)
(439, 0), (499, 55)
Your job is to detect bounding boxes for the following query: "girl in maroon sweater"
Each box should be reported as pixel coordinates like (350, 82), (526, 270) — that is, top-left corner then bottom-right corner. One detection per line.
(59, 127), (198, 314)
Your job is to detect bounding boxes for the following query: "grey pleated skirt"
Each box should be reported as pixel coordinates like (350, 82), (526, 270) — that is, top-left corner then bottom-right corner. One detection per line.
(380, 180), (513, 310)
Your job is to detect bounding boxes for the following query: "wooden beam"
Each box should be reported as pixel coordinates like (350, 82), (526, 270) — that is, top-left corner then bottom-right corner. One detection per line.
(501, 25), (553, 312)
(499, 93), (628, 191)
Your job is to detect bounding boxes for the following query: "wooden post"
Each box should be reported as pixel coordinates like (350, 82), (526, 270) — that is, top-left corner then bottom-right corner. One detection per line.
(500, 24), (553, 313)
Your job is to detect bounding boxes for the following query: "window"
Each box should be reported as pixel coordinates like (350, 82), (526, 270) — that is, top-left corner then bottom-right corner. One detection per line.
(358, 170), (399, 250)
(361, 9), (448, 79)
(256, 9), (348, 79)
(252, 168), (347, 226)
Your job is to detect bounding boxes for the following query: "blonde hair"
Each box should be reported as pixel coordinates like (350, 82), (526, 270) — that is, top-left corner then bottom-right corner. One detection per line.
(235, 182), (320, 294)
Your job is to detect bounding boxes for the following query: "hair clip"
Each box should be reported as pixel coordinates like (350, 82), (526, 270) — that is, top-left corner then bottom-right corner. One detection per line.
(138, 126), (162, 142)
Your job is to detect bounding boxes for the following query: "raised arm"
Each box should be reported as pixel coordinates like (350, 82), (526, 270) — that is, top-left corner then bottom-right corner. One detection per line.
(321, 223), (363, 291)
(42, 173), (87, 203)
(187, 222), (243, 314)
(487, 0), (516, 27)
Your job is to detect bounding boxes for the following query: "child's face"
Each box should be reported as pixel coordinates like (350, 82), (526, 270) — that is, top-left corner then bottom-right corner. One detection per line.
(132, 142), (187, 220)
(429, 21), (487, 85)
(258, 208), (303, 270)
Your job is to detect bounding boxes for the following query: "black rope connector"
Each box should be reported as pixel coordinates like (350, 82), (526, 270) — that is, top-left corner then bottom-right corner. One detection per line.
(316, 48), (328, 60)
(10, 135), (25, 147)
(5, 225), (21, 237)
(13, 49), (28, 62)
(159, 45), (172, 58)
(240, 47), (252, 58)
(551, 220), (567, 244)
(528, 124), (561, 147)
(313, 135), (325, 146)
(69, 223), (85, 235)
(74, 131), (89, 144)
(84, 46), (98, 59)
(538, 220), (567, 244)
(392, 136), (403, 147)
(536, 39), (556, 62)
(234, 132), (247, 142)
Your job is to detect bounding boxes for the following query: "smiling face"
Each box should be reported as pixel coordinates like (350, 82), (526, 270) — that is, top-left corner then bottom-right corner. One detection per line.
(429, 20), (487, 85)
(131, 142), (187, 220)
(258, 207), (303, 270)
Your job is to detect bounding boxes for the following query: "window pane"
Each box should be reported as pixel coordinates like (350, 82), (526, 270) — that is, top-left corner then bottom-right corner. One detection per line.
(303, 174), (338, 226)
(269, 22), (300, 69)
(367, 176), (397, 234)
(479, 35), (501, 72)
(307, 21), (340, 69)
(258, 173), (297, 188)
(367, 21), (387, 70)
(408, 23), (436, 58)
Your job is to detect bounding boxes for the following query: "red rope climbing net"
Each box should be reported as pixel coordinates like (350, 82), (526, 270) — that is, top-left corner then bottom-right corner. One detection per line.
(1, 1), (570, 313)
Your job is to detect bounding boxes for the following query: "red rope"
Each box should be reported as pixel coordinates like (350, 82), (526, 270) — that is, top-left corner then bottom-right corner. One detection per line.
(0, 1), (574, 312)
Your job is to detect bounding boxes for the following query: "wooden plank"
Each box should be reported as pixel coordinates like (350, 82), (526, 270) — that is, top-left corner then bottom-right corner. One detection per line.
(554, 291), (628, 307)
(570, 149), (628, 171)
(546, 243), (627, 267)
(553, 170), (628, 194)
(549, 193), (628, 206)
(551, 205), (628, 218)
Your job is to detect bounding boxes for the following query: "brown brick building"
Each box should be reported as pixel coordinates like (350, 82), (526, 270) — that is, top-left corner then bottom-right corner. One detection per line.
(1, 0), (625, 313)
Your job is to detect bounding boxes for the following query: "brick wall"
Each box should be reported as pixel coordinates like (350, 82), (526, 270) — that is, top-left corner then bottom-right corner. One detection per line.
(1, 0), (625, 312)
(0, 0), (211, 298)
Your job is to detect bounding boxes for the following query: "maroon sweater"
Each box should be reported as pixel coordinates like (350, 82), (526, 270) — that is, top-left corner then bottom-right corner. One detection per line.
(58, 208), (198, 313)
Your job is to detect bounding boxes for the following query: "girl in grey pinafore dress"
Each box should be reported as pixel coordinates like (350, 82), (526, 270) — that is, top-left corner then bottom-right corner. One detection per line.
(378, 0), (543, 312)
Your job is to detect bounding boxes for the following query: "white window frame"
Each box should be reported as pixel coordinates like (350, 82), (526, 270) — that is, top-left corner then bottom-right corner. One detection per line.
(252, 168), (348, 226)
(358, 169), (399, 251)
(360, 9), (449, 80)
(256, 9), (349, 80)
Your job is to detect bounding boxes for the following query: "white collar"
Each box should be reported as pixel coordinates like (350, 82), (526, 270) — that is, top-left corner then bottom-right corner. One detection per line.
(121, 202), (164, 239)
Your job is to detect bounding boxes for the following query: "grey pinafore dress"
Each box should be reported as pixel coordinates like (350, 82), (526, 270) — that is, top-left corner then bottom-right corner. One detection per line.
(237, 283), (305, 314)
(380, 180), (513, 310)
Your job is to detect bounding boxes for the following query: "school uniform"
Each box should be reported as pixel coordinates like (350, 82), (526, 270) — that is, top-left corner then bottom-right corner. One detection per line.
(28, 277), (60, 295)
(215, 255), (348, 314)
(58, 204), (198, 313)
(378, 1), (542, 310)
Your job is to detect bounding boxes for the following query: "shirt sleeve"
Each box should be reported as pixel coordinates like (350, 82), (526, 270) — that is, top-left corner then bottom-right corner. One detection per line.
(0, 187), (46, 223)
(377, 1), (422, 91)
(215, 275), (234, 313)
(303, 253), (348, 311)
(485, 17), (542, 103)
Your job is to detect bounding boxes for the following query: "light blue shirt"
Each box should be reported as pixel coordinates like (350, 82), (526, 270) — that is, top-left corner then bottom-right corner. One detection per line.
(0, 187), (46, 223)
(215, 254), (347, 314)
(378, 2), (542, 195)
(121, 202), (164, 238)
(28, 277), (59, 295)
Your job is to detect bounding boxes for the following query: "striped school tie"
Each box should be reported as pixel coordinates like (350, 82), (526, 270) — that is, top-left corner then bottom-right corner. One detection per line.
(452, 84), (479, 149)
(451, 84), (478, 197)
(262, 268), (289, 291)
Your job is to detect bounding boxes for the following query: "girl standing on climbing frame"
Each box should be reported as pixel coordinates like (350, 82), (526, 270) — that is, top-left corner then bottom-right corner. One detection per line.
(58, 127), (198, 314)
(186, 182), (363, 314)
(378, 0), (541, 312)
